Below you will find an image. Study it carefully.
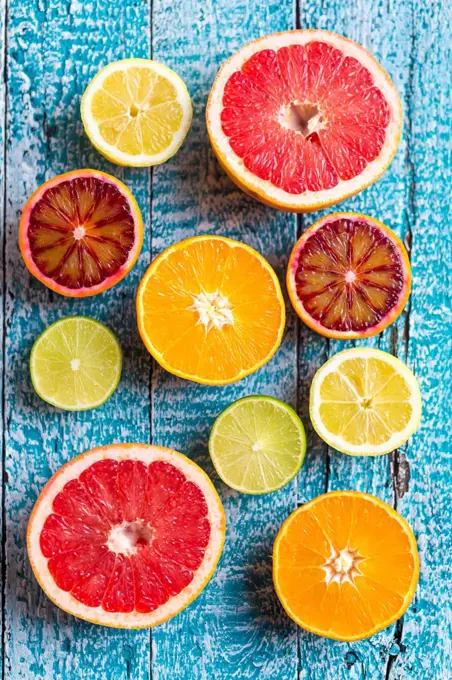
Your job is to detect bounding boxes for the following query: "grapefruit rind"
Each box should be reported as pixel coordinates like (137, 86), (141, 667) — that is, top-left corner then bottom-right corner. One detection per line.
(81, 59), (193, 167)
(273, 490), (420, 641)
(209, 395), (306, 494)
(286, 212), (412, 339)
(309, 348), (422, 456)
(27, 444), (226, 628)
(136, 235), (286, 386)
(19, 169), (144, 298)
(207, 30), (403, 212)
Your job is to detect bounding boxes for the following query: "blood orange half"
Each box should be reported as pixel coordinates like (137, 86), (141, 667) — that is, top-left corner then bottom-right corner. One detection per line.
(27, 444), (225, 628)
(287, 213), (411, 339)
(19, 170), (143, 297)
(207, 30), (402, 212)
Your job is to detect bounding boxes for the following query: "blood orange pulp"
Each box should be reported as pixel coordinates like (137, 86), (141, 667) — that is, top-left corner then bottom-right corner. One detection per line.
(27, 444), (225, 628)
(207, 31), (402, 211)
(19, 170), (143, 297)
(287, 213), (411, 339)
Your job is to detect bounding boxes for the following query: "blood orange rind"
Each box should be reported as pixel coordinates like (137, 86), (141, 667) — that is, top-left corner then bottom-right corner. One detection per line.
(273, 490), (420, 641)
(27, 444), (226, 628)
(136, 234), (286, 386)
(207, 30), (402, 212)
(19, 169), (143, 298)
(287, 212), (411, 339)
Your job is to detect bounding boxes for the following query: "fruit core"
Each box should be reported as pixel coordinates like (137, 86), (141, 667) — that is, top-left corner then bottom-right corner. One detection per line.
(279, 102), (325, 137)
(191, 290), (234, 332)
(108, 521), (154, 556)
(324, 547), (362, 585)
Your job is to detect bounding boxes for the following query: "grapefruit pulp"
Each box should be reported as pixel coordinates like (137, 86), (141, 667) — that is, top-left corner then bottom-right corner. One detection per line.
(273, 491), (419, 640)
(287, 213), (411, 338)
(19, 170), (143, 297)
(27, 444), (225, 628)
(207, 30), (402, 211)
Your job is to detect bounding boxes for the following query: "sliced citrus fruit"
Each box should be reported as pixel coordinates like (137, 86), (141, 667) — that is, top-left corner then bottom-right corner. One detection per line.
(207, 30), (402, 212)
(30, 316), (122, 411)
(273, 490), (419, 641)
(136, 235), (285, 385)
(27, 444), (225, 628)
(81, 59), (192, 166)
(209, 396), (306, 494)
(19, 169), (143, 297)
(287, 213), (411, 339)
(310, 348), (422, 456)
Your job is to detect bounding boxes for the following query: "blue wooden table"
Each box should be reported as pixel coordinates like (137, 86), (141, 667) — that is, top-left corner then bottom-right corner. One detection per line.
(1, 0), (451, 678)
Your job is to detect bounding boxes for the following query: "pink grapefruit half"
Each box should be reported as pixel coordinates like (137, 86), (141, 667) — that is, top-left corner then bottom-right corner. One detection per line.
(287, 212), (411, 339)
(19, 169), (143, 297)
(207, 30), (402, 212)
(27, 444), (225, 628)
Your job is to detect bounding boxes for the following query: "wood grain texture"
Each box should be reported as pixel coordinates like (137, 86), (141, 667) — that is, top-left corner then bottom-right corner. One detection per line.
(0, 0), (450, 678)
(3, 1), (152, 678)
(150, 1), (299, 678)
(1, 2), (6, 677)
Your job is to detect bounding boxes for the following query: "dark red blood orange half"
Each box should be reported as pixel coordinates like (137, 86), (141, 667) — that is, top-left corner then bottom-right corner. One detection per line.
(27, 444), (225, 628)
(287, 213), (411, 339)
(207, 30), (402, 211)
(19, 170), (143, 297)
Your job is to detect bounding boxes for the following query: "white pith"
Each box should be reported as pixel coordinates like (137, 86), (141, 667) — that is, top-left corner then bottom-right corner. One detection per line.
(82, 59), (192, 166)
(207, 31), (403, 209)
(191, 290), (234, 332)
(324, 547), (362, 585)
(27, 445), (225, 628)
(310, 348), (422, 456)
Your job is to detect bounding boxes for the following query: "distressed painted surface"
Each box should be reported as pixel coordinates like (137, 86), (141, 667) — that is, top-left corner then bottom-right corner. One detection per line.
(0, 1), (451, 680)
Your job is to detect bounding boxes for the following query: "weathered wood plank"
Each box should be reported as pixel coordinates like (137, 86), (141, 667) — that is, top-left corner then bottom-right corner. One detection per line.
(296, 0), (417, 677)
(389, 0), (452, 677)
(4, 1), (152, 678)
(1, 1), (6, 676)
(150, 1), (299, 678)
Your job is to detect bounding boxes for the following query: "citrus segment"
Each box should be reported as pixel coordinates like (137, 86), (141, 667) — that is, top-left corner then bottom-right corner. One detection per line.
(81, 59), (192, 166)
(30, 316), (122, 411)
(273, 491), (419, 641)
(209, 396), (306, 494)
(287, 213), (411, 338)
(207, 31), (402, 211)
(27, 444), (225, 628)
(136, 235), (285, 385)
(19, 170), (143, 297)
(310, 348), (422, 455)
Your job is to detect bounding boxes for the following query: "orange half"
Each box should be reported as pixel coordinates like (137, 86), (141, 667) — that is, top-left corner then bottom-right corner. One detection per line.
(273, 491), (419, 641)
(136, 235), (285, 385)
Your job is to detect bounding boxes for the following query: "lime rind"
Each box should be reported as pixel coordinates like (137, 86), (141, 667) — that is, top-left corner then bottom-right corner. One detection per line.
(209, 395), (306, 495)
(30, 316), (122, 412)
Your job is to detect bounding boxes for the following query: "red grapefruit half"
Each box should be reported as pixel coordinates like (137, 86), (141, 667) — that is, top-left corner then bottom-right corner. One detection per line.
(19, 170), (143, 297)
(287, 213), (411, 339)
(27, 444), (225, 628)
(207, 30), (402, 212)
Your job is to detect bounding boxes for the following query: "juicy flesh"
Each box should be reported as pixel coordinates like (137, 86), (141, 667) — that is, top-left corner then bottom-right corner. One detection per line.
(39, 459), (211, 613)
(91, 67), (183, 156)
(221, 42), (391, 194)
(319, 356), (414, 446)
(276, 495), (417, 638)
(140, 239), (283, 382)
(28, 177), (136, 289)
(212, 399), (304, 492)
(293, 218), (405, 332)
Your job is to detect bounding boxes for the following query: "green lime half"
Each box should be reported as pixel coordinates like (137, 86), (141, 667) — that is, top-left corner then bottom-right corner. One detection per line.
(30, 316), (122, 411)
(209, 395), (306, 494)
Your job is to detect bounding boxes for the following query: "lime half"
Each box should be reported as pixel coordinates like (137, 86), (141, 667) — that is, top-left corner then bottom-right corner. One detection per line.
(30, 316), (122, 411)
(209, 396), (306, 494)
